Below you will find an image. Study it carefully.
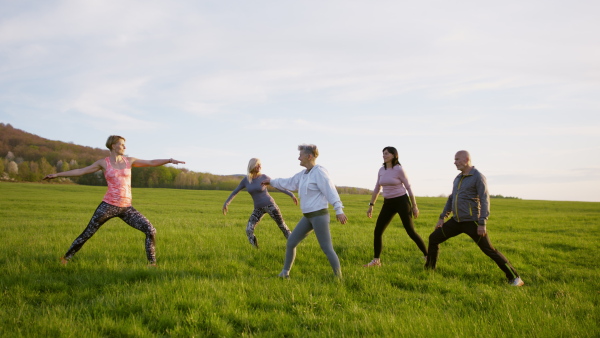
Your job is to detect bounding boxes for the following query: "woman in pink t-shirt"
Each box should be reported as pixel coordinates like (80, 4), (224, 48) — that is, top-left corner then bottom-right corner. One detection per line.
(44, 135), (185, 266)
(363, 146), (428, 267)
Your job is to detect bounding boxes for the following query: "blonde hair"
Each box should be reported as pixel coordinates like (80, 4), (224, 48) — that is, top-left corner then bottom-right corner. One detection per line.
(106, 135), (125, 150)
(247, 158), (261, 183)
(298, 144), (319, 158)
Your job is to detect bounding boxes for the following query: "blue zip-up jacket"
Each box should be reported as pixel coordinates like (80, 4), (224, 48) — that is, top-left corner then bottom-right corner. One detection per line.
(440, 167), (490, 225)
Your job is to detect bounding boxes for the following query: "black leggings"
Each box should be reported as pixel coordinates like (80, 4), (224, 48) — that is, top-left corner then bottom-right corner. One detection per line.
(63, 202), (156, 263)
(425, 218), (520, 281)
(373, 194), (428, 258)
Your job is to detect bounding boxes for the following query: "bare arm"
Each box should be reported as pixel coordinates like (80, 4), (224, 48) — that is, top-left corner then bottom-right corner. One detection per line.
(130, 158), (185, 168)
(43, 159), (103, 180)
(366, 188), (380, 218)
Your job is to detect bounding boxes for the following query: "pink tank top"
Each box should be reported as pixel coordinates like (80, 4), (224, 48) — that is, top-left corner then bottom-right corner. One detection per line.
(102, 157), (132, 207)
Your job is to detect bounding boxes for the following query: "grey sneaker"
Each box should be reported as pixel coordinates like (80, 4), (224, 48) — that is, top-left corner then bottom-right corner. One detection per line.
(249, 236), (259, 249)
(510, 277), (524, 286)
(278, 271), (290, 279)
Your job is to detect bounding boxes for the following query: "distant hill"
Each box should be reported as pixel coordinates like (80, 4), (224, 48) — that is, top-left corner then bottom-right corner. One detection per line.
(0, 123), (371, 194)
(0, 123), (109, 168)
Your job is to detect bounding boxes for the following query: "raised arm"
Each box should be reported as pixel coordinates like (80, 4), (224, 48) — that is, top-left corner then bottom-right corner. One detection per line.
(223, 179), (247, 215)
(43, 159), (104, 180)
(130, 158), (185, 168)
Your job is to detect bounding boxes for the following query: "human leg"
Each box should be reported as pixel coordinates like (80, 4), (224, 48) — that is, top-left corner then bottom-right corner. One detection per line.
(311, 214), (342, 277)
(63, 202), (119, 261)
(281, 217), (313, 274)
(265, 204), (292, 239)
(464, 224), (521, 281)
(120, 207), (157, 264)
(425, 218), (463, 269)
(372, 200), (396, 259)
(396, 195), (428, 256)
(246, 208), (266, 247)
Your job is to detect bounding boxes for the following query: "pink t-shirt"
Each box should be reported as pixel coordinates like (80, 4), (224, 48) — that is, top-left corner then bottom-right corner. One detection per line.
(102, 157), (132, 207)
(373, 164), (413, 199)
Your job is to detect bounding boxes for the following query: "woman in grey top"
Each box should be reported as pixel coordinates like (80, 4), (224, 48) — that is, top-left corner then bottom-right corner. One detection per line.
(223, 158), (298, 248)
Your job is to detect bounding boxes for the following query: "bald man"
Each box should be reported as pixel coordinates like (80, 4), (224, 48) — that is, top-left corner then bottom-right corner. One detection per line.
(425, 150), (524, 286)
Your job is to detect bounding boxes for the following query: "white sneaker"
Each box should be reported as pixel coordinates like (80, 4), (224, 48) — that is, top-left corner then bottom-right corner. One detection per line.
(510, 277), (524, 286)
(363, 259), (381, 267)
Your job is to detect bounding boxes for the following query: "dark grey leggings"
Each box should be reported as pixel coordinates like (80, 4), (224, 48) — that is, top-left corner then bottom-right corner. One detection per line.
(63, 202), (156, 263)
(246, 204), (291, 244)
(283, 211), (341, 276)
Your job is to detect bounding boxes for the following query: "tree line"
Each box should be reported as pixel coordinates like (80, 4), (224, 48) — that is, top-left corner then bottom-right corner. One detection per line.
(0, 123), (371, 194)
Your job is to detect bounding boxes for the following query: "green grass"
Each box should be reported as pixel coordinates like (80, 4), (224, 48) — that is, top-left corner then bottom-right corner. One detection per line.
(0, 182), (598, 337)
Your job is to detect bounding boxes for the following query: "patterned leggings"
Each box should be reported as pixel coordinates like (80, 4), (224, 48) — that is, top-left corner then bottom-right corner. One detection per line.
(246, 204), (291, 245)
(63, 202), (156, 263)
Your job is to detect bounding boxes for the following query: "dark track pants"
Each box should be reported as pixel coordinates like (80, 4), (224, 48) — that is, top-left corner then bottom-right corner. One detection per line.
(425, 218), (519, 281)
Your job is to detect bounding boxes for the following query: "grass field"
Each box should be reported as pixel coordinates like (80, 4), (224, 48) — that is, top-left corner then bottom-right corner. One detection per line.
(0, 182), (598, 337)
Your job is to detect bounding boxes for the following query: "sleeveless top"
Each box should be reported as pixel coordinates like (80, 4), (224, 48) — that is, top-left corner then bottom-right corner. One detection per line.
(102, 157), (132, 207)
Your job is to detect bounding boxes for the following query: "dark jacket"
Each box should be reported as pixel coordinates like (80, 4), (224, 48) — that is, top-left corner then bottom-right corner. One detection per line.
(440, 167), (490, 225)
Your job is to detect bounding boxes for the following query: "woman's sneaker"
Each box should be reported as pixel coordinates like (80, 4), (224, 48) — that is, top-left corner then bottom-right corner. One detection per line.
(363, 259), (381, 267)
(510, 277), (524, 286)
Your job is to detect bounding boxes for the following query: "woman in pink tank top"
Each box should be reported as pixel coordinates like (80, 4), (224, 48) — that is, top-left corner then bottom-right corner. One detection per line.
(44, 135), (185, 266)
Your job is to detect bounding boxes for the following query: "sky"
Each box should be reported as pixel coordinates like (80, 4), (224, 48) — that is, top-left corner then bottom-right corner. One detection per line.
(1, 0), (599, 202)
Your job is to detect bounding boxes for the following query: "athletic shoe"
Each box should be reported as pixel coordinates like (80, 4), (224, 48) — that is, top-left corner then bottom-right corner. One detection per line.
(148, 263), (157, 268)
(278, 271), (290, 279)
(363, 259), (381, 267)
(59, 257), (68, 265)
(249, 236), (259, 249)
(510, 277), (524, 286)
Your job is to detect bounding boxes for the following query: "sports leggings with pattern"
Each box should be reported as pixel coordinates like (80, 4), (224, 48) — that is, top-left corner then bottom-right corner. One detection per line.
(373, 194), (428, 258)
(246, 204), (291, 245)
(63, 202), (157, 263)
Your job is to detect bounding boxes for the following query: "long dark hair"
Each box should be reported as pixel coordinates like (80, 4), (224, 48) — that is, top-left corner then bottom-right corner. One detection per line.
(382, 146), (401, 169)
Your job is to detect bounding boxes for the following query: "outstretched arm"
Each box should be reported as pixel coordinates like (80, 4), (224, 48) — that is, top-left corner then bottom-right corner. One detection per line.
(130, 158), (185, 168)
(43, 159), (103, 180)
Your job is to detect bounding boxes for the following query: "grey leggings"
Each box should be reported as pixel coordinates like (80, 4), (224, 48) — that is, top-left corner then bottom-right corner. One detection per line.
(63, 202), (157, 263)
(283, 211), (341, 276)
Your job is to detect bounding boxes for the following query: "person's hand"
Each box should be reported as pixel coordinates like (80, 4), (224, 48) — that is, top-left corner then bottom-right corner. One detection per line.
(477, 225), (487, 237)
(291, 196), (298, 205)
(367, 205), (374, 218)
(336, 213), (348, 224)
(262, 178), (271, 186)
(435, 218), (444, 229)
(170, 159), (185, 165)
(412, 206), (419, 218)
(43, 174), (58, 180)
(222, 205), (228, 215)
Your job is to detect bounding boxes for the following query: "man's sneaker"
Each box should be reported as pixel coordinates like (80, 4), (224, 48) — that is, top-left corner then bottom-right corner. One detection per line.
(363, 259), (381, 267)
(510, 277), (524, 286)
(278, 271), (290, 279)
(249, 236), (259, 249)
(59, 257), (68, 265)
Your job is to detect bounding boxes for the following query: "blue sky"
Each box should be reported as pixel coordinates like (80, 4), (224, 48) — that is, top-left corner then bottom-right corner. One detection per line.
(1, 0), (599, 202)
